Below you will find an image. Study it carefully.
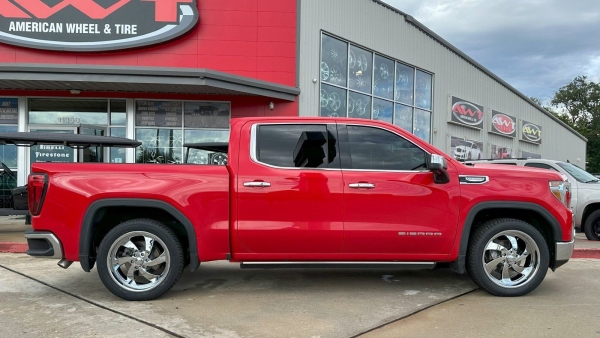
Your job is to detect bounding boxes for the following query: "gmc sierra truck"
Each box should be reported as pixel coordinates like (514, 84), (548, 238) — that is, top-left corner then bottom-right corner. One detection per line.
(25, 117), (575, 300)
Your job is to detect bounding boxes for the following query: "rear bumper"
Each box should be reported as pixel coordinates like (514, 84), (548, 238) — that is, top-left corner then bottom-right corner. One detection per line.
(24, 231), (63, 259)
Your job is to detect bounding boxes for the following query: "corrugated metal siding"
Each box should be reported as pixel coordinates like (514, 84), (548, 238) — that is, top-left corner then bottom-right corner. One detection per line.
(298, 0), (587, 166)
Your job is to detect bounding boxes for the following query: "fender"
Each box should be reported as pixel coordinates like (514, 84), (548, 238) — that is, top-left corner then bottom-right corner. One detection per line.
(451, 201), (562, 274)
(80, 199), (199, 272)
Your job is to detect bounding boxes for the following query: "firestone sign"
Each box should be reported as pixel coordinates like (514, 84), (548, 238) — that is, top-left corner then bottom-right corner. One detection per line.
(490, 110), (517, 138)
(450, 96), (484, 130)
(0, 0), (199, 51)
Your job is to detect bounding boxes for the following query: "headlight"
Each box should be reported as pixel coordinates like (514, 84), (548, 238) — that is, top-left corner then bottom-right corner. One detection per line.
(549, 180), (571, 208)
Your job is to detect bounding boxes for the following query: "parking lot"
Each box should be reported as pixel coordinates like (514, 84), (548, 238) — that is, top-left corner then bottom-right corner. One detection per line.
(1, 217), (599, 338)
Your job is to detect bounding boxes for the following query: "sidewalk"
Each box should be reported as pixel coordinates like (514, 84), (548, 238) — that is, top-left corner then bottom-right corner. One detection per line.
(1, 216), (599, 257)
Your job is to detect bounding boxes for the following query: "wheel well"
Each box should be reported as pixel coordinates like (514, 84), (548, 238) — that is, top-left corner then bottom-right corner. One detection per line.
(88, 207), (191, 266)
(468, 208), (556, 264)
(581, 203), (600, 229)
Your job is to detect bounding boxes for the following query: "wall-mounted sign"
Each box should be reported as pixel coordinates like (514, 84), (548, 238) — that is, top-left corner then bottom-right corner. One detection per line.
(136, 101), (182, 127)
(490, 110), (517, 138)
(450, 96), (484, 129)
(0, 98), (18, 124)
(0, 0), (198, 51)
(520, 120), (542, 144)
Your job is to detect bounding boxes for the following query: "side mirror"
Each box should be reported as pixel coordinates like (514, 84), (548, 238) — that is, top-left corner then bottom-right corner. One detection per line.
(427, 154), (450, 184)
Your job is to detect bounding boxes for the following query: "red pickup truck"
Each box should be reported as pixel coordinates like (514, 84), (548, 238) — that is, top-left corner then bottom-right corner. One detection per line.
(25, 117), (574, 300)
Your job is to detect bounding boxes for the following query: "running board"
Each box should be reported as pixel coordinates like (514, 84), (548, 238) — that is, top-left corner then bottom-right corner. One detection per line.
(240, 261), (436, 270)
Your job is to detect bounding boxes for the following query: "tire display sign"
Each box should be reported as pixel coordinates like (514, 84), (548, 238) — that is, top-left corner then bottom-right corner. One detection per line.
(450, 96), (484, 129)
(0, 0), (199, 51)
(520, 120), (542, 144)
(136, 101), (182, 127)
(490, 110), (517, 138)
(0, 98), (19, 125)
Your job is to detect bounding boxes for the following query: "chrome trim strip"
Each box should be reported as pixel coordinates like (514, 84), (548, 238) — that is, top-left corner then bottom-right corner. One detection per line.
(240, 261), (436, 266)
(24, 231), (63, 259)
(249, 122), (435, 174)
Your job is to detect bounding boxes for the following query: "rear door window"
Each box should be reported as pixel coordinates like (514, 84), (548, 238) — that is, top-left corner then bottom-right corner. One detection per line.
(256, 124), (339, 169)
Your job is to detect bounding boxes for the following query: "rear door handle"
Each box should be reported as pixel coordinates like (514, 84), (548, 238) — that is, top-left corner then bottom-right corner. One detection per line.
(244, 181), (271, 188)
(348, 183), (375, 189)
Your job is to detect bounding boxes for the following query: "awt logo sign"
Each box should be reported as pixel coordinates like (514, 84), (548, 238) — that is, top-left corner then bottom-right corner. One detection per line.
(0, 0), (199, 51)
(450, 96), (484, 130)
(490, 110), (517, 138)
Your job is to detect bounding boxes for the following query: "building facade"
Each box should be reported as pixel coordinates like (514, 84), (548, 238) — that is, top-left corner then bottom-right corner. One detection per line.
(0, 0), (587, 204)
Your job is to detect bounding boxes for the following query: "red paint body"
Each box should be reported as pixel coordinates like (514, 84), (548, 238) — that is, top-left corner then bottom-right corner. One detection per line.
(30, 117), (573, 265)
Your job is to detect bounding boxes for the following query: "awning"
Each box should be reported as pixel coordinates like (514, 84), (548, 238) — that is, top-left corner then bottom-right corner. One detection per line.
(0, 63), (300, 101)
(0, 132), (141, 148)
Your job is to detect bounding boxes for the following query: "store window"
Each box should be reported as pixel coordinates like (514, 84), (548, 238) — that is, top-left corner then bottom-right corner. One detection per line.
(345, 126), (427, 171)
(0, 98), (18, 208)
(135, 100), (230, 164)
(320, 33), (434, 143)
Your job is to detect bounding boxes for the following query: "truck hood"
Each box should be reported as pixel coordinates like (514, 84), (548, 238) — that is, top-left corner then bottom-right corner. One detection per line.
(457, 163), (567, 181)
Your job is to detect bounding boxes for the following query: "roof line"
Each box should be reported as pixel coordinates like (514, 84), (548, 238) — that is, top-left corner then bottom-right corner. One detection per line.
(0, 63), (300, 99)
(370, 0), (587, 142)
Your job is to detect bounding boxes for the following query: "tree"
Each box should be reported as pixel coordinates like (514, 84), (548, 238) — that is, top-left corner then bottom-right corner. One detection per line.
(551, 76), (600, 133)
(550, 76), (600, 171)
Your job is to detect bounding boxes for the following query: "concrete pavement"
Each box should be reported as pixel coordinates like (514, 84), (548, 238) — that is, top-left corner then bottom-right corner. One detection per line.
(361, 259), (600, 338)
(0, 254), (476, 338)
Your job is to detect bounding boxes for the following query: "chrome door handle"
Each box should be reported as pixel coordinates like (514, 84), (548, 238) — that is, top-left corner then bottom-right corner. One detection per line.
(244, 181), (271, 188)
(348, 183), (375, 189)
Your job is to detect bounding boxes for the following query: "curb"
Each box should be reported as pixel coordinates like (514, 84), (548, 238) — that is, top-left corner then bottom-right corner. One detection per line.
(1, 242), (599, 258)
(0, 242), (28, 253)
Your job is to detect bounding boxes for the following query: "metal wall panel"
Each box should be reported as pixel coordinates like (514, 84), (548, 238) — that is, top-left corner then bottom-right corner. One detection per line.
(298, 0), (587, 166)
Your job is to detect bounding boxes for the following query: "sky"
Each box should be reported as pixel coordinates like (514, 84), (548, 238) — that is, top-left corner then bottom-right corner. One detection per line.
(381, 0), (600, 104)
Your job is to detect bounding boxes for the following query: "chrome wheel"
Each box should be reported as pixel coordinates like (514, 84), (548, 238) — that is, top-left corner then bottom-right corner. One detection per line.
(482, 230), (540, 288)
(107, 231), (171, 292)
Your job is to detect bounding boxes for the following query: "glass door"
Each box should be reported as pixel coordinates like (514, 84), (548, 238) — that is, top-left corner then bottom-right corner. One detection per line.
(78, 125), (108, 163)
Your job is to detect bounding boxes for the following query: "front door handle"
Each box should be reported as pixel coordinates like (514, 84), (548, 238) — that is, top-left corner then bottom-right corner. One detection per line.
(244, 181), (271, 188)
(348, 183), (375, 189)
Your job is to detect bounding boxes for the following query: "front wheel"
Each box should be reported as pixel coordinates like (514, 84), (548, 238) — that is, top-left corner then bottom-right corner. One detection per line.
(467, 218), (549, 296)
(584, 210), (600, 241)
(96, 219), (184, 301)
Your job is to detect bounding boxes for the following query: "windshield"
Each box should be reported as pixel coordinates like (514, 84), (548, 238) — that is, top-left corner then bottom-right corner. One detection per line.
(458, 141), (472, 147)
(557, 162), (599, 183)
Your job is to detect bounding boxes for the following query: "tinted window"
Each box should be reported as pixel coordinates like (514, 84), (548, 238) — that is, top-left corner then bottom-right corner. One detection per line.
(257, 125), (337, 168)
(524, 163), (558, 171)
(346, 126), (426, 171)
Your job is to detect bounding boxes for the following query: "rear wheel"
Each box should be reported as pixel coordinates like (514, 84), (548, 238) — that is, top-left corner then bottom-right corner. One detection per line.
(584, 210), (600, 241)
(467, 218), (549, 296)
(97, 219), (184, 301)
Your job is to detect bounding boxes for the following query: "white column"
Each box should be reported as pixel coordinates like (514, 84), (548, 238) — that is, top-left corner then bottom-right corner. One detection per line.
(16, 97), (27, 186)
(126, 98), (135, 163)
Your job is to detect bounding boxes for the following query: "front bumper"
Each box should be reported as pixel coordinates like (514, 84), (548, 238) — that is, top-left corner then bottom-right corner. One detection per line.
(24, 231), (63, 259)
(553, 229), (575, 270)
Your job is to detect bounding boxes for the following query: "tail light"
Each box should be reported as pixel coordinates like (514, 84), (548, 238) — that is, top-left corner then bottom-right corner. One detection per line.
(549, 180), (571, 208)
(28, 173), (48, 216)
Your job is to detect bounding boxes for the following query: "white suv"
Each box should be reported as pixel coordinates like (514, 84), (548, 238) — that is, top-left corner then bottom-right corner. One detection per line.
(465, 158), (600, 241)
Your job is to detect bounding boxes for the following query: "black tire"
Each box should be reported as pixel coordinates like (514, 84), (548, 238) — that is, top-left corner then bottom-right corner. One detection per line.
(97, 218), (184, 301)
(467, 218), (549, 297)
(584, 210), (600, 241)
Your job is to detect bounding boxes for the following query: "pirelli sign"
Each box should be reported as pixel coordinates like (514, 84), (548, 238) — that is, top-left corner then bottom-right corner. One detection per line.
(0, 0), (199, 51)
